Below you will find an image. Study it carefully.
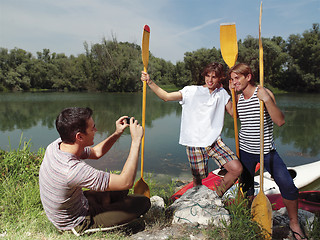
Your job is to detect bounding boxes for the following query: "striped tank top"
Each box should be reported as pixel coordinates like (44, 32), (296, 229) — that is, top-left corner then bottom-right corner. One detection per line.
(237, 87), (275, 154)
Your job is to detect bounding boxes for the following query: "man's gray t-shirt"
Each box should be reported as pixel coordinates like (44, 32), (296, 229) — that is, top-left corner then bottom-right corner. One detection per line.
(39, 138), (110, 230)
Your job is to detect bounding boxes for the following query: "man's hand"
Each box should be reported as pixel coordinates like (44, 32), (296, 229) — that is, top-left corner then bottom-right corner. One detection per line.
(129, 118), (144, 143)
(89, 116), (131, 160)
(229, 79), (235, 92)
(256, 86), (285, 126)
(107, 117), (143, 191)
(257, 85), (272, 103)
(115, 116), (130, 135)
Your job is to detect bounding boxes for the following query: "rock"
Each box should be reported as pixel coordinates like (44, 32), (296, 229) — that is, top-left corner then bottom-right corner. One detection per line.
(132, 192), (317, 240)
(144, 196), (166, 223)
(272, 207), (315, 239)
(166, 185), (230, 226)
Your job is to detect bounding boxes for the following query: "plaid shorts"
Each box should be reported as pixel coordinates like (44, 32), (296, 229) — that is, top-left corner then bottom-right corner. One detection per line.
(186, 138), (238, 179)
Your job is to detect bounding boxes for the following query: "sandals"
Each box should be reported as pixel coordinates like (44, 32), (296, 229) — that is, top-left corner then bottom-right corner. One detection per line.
(289, 227), (307, 240)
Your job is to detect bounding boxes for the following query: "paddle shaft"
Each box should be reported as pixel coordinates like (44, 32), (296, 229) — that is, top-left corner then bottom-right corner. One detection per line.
(232, 89), (240, 157)
(259, 1), (264, 191)
(259, 102), (264, 190)
(141, 67), (147, 178)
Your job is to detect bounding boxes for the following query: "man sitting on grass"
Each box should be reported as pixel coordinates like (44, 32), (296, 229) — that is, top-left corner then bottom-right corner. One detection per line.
(39, 107), (150, 236)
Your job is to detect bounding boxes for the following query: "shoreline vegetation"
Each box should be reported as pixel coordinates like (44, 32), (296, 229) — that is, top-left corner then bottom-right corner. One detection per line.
(1, 23), (319, 94)
(1, 140), (320, 239)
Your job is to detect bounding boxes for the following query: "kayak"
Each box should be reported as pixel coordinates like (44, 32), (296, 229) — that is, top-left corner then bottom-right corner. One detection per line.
(267, 191), (320, 213)
(171, 161), (320, 202)
(254, 160), (320, 196)
(171, 164), (260, 202)
(170, 169), (222, 202)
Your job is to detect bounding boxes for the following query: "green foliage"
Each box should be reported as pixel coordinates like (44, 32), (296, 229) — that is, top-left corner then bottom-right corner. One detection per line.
(204, 193), (268, 240)
(0, 23), (319, 92)
(284, 23), (320, 92)
(184, 47), (223, 85)
(173, 61), (192, 87)
(143, 173), (177, 206)
(0, 138), (44, 182)
(149, 56), (176, 86)
(0, 139), (45, 237)
(308, 213), (320, 240)
(86, 38), (142, 92)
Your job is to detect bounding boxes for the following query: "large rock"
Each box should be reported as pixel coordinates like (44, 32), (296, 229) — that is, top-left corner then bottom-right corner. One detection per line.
(272, 207), (315, 239)
(132, 193), (317, 240)
(144, 196), (166, 223)
(166, 185), (230, 226)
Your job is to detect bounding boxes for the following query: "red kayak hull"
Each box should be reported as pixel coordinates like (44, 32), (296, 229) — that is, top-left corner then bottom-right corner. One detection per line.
(170, 171), (222, 202)
(171, 169), (320, 214)
(171, 164), (260, 202)
(267, 191), (320, 213)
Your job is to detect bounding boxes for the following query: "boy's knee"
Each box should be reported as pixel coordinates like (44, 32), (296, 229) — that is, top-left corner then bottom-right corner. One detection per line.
(226, 160), (243, 176)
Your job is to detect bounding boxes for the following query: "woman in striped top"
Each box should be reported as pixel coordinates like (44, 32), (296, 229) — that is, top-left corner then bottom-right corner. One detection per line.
(229, 63), (306, 240)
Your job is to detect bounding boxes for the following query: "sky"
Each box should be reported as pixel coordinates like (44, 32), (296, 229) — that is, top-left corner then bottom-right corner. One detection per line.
(0, 0), (319, 63)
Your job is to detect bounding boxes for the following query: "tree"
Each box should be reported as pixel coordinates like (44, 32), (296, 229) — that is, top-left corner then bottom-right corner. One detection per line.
(173, 61), (192, 87)
(0, 48), (33, 91)
(238, 36), (259, 82)
(0, 48), (9, 90)
(184, 47), (222, 84)
(1, 24), (319, 92)
(148, 57), (175, 85)
(286, 23), (320, 91)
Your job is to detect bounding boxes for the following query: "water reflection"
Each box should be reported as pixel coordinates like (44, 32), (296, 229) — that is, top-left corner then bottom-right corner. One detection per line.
(0, 92), (319, 180)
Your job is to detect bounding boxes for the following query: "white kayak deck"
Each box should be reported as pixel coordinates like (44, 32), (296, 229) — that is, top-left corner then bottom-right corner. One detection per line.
(224, 160), (320, 197)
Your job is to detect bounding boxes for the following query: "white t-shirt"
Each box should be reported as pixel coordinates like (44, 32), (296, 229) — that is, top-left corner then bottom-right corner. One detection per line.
(178, 86), (230, 147)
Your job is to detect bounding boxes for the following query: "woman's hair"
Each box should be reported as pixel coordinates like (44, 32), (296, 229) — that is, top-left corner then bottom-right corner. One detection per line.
(229, 63), (255, 85)
(56, 107), (93, 143)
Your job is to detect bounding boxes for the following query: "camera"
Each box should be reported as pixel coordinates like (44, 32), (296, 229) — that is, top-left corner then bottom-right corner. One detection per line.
(125, 117), (131, 124)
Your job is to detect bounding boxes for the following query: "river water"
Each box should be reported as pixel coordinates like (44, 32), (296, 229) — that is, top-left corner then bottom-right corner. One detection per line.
(0, 91), (319, 189)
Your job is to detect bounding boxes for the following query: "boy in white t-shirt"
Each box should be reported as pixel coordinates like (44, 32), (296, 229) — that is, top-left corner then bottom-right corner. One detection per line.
(141, 62), (242, 197)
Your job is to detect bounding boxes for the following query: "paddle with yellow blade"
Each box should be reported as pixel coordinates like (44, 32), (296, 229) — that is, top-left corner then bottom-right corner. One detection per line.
(134, 25), (150, 198)
(220, 23), (239, 158)
(251, 2), (272, 239)
(220, 23), (244, 199)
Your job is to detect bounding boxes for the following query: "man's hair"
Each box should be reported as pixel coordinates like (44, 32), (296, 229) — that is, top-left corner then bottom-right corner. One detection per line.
(201, 62), (225, 81)
(56, 107), (93, 144)
(229, 63), (255, 85)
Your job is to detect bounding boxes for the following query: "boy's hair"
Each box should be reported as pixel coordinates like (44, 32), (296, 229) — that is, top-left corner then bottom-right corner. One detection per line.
(229, 63), (255, 85)
(201, 62), (225, 80)
(56, 107), (93, 144)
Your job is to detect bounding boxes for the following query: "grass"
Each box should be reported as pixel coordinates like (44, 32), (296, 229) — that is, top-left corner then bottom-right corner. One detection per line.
(1, 140), (319, 240)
